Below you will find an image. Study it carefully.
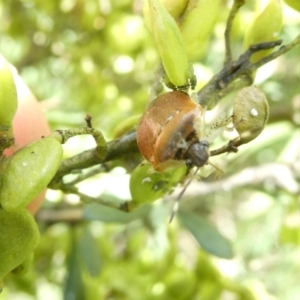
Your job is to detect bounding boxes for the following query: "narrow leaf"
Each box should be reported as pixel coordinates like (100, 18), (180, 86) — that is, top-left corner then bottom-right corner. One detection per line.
(64, 234), (85, 300)
(178, 210), (234, 259)
(79, 226), (102, 277)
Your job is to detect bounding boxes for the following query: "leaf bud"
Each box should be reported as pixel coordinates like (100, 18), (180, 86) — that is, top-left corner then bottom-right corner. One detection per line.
(147, 0), (192, 88)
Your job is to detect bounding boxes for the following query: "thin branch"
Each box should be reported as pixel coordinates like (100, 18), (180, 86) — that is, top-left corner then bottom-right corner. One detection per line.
(48, 131), (138, 189)
(210, 140), (238, 157)
(36, 207), (83, 223)
(54, 126), (107, 159)
(224, 0), (245, 65)
(39, 160), (300, 223)
(58, 183), (124, 209)
(195, 35), (300, 109)
(195, 40), (283, 109)
(65, 165), (108, 186)
(252, 34), (300, 69)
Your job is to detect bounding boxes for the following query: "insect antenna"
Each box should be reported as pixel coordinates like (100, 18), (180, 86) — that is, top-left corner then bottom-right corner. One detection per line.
(169, 167), (199, 223)
(208, 161), (224, 177)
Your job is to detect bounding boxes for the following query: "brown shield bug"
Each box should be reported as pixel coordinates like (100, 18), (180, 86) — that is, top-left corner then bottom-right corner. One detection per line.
(137, 91), (210, 172)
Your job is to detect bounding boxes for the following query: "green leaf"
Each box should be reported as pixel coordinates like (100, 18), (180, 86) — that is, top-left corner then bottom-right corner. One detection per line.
(79, 226), (102, 277)
(0, 137), (63, 211)
(130, 162), (186, 208)
(178, 210), (234, 259)
(64, 234), (85, 300)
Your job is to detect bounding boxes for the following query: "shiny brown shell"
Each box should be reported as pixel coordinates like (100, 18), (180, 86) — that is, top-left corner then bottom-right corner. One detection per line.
(137, 91), (209, 171)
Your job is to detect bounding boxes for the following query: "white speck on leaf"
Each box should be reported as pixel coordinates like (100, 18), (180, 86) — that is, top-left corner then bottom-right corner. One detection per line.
(142, 177), (152, 184)
(251, 108), (258, 116)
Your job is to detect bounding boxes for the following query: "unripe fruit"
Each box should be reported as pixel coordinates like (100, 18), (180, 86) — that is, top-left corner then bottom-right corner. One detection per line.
(232, 86), (269, 146)
(0, 136), (63, 211)
(137, 91), (209, 171)
(243, 0), (282, 63)
(143, 0), (188, 28)
(0, 208), (40, 280)
(147, 0), (192, 88)
(179, 0), (221, 61)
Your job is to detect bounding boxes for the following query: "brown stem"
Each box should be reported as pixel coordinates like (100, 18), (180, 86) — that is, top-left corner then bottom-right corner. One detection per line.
(210, 140), (239, 157)
(48, 131), (138, 189)
(195, 40), (284, 109)
(224, 0), (246, 65)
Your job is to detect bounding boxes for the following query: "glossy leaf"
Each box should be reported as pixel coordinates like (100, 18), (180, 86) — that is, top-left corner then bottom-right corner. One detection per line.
(130, 161), (186, 207)
(0, 136), (63, 211)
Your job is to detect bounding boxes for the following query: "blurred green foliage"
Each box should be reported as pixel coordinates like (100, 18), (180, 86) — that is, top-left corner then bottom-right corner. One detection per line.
(1, 0), (300, 299)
